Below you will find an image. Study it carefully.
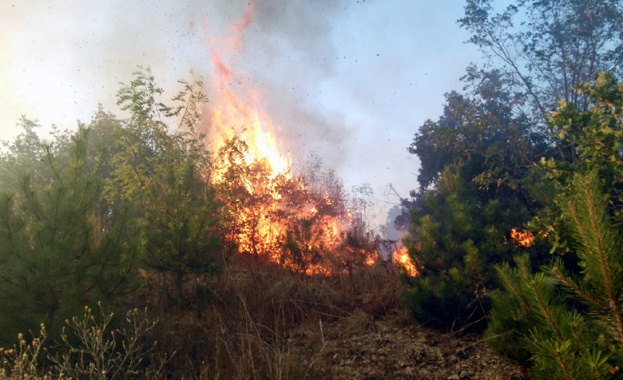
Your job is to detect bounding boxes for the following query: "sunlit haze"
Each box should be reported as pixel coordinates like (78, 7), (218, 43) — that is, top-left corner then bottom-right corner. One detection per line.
(0, 0), (483, 228)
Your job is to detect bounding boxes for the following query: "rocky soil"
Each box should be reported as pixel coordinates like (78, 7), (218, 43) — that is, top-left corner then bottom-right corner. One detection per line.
(290, 310), (526, 380)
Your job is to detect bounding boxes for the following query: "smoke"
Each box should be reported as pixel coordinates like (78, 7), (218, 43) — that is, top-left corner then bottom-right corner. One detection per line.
(204, 0), (354, 170)
(0, 0), (214, 138)
(2, 0), (483, 228)
(1, 0), (362, 181)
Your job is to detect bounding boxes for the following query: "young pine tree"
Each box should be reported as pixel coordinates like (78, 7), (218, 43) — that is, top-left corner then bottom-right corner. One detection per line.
(110, 68), (231, 306)
(0, 128), (138, 343)
(487, 170), (622, 379)
(403, 164), (532, 332)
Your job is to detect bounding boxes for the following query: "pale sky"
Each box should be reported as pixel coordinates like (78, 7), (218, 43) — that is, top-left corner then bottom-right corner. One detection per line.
(0, 0), (484, 228)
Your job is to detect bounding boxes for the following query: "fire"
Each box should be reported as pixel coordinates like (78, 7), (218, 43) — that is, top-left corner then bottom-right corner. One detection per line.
(392, 245), (418, 277)
(206, 2), (289, 181)
(208, 79), (290, 180)
(510, 228), (535, 248)
(202, 3), (380, 275)
(364, 253), (377, 267)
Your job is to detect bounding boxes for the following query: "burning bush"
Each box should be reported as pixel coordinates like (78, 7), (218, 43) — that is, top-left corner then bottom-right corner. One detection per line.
(211, 137), (378, 275)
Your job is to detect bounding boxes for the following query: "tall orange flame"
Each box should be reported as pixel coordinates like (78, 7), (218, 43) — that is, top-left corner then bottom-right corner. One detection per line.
(202, 3), (380, 275)
(207, 3), (290, 180)
(392, 245), (418, 277)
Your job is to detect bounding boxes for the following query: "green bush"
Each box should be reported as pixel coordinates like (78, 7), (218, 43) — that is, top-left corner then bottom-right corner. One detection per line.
(485, 73), (623, 378)
(0, 303), (157, 380)
(402, 164), (530, 332)
(486, 171), (623, 378)
(0, 129), (138, 343)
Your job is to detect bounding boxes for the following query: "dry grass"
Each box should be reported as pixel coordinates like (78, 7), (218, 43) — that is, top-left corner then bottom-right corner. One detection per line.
(0, 254), (406, 379)
(138, 254), (405, 379)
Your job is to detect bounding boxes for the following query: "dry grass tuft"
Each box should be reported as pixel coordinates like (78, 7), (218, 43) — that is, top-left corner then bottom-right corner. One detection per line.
(0, 254), (407, 379)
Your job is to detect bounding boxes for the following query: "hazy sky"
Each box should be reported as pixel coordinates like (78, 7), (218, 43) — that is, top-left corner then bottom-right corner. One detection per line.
(0, 0), (485, 228)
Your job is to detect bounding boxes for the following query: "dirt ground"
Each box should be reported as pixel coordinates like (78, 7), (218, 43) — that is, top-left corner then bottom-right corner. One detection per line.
(289, 309), (527, 380)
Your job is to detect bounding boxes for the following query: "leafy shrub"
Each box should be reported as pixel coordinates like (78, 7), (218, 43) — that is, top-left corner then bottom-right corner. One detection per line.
(0, 303), (156, 380)
(485, 73), (623, 378)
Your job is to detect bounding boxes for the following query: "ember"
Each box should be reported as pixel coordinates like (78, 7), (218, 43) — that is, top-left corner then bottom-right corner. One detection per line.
(510, 228), (535, 248)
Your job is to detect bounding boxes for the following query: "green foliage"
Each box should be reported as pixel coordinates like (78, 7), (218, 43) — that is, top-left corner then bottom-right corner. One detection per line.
(403, 164), (532, 331)
(487, 172), (622, 379)
(529, 72), (623, 255)
(0, 66), (386, 378)
(110, 68), (230, 303)
(459, 0), (623, 127)
(408, 68), (546, 210)
(545, 72), (623, 201)
(487, 74), (623, 378)
(403, 70), (545, 331)
(0, 118), (72, 192)
(0, 128), (138, 343)
(0, 67), (231, 341)
(404, 1), (623, 345)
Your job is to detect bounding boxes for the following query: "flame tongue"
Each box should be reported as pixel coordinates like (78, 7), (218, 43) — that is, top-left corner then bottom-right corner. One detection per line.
(207, 2), (289, 180)
(209, 68), (290, 178)
(203, 3), (380, 275)
(209, 87), (290, 178)
(392, 245), (418, 277)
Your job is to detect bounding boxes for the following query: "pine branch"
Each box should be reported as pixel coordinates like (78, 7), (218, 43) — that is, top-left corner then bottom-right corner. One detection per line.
(495, 261), (532, 315)
(528, 276), (564, 341)
(550, 266), (607, 310)
(578, 176), (617, 307)
(565, 171), (623, 348)
(555, 348), (574, 380)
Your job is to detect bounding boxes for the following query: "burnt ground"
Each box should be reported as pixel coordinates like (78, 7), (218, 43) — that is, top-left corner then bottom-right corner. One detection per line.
(289, 309), (527, 380)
